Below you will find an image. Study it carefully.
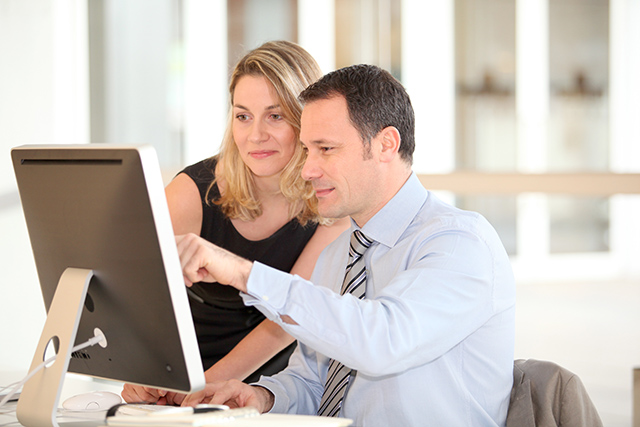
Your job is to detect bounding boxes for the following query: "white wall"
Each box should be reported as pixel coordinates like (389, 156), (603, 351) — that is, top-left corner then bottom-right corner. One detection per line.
(0, 0), (54, 373)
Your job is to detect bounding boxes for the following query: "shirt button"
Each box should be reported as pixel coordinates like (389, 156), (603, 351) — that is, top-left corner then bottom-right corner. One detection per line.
(263, 295), (270, 301)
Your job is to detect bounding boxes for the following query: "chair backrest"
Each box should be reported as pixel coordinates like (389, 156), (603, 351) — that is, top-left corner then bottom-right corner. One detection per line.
(506, 359), (603, 427)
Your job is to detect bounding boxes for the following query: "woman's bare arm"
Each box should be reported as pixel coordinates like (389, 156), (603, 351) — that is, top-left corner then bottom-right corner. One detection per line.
(165, 173), (203, 235)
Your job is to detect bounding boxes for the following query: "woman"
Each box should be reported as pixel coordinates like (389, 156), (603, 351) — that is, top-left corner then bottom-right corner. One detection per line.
(122, 41), (348, 404)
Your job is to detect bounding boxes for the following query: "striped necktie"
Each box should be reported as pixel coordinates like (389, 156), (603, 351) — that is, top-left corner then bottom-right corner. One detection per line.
(317, 229), (373, 417)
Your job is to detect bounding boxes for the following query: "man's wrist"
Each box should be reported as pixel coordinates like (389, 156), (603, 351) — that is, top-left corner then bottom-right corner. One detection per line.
(251, 385), (275, 413)
(236, 259), (253, 294)
(220, 246), (252, 293)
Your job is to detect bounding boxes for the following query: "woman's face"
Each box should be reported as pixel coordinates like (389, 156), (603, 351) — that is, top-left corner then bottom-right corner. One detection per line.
(232, 75), (297, 182)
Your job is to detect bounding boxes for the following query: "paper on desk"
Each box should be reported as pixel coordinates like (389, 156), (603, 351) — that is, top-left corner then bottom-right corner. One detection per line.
(58, 408), (109, 421)
(106, 407), (260, 426)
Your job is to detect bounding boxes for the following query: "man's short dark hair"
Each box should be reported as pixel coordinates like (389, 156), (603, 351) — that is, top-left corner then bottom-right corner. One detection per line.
(299, 64), (415, 163)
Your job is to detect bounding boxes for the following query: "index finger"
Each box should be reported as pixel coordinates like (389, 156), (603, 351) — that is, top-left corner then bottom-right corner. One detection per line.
(181, 389), (212, 407)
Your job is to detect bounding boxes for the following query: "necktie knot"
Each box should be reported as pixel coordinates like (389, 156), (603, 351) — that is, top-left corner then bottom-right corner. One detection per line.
(349, 229), (373, 260)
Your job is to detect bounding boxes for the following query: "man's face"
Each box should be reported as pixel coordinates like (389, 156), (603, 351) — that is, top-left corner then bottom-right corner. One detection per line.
(300, 96), (381, 226)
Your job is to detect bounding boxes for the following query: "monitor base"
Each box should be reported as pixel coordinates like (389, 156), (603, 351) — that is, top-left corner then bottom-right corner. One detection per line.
(17, 268), (94, 427)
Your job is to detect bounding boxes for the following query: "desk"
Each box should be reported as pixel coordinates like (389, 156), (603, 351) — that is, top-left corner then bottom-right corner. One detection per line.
(1, 371), (123, 426)
(1, 372), (352, 426)
(2, 409), (354, 427)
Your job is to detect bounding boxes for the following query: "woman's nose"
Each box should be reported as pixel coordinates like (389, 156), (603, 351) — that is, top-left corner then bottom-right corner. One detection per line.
(248, 120), (268, 143)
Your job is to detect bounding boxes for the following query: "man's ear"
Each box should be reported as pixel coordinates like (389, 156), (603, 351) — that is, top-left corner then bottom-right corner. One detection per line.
(378, 126), (401, 162)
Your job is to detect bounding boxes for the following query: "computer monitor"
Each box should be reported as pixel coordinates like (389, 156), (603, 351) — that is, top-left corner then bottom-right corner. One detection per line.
(11, 144), (205, 426)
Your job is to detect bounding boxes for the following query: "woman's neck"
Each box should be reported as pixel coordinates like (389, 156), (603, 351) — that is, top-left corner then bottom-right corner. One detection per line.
(253, 173), (284, 202)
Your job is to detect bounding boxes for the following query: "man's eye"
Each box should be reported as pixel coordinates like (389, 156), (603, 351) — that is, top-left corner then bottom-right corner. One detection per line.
(320, 146), (333, 153)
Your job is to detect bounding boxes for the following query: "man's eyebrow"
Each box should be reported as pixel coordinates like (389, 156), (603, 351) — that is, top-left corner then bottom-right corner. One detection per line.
(301, 139), (332, 147)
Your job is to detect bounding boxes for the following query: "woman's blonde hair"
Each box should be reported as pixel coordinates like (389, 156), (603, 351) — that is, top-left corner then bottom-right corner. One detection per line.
(207, 40), (323, 225)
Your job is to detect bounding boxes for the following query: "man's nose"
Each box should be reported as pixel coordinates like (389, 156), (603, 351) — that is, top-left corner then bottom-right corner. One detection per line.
(301, 152), (320, 181)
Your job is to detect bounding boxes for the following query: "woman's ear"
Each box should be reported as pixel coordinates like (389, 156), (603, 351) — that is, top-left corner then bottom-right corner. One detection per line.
(378, 126), (401, 163)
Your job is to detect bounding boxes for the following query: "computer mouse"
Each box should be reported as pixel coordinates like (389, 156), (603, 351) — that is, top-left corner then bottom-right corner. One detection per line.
(62, 391), (122, 412)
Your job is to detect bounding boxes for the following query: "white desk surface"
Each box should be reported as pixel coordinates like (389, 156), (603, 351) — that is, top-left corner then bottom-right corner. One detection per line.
(1, 371), (123, 426)
(0, 372), (352, 426)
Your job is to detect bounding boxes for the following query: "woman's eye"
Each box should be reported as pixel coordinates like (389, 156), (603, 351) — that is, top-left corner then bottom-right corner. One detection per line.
(235, 114), (249, 121)
(270, 113), (283, 120)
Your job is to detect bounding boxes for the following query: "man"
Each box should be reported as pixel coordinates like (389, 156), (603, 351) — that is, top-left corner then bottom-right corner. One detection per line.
(177, 64), (515, 426)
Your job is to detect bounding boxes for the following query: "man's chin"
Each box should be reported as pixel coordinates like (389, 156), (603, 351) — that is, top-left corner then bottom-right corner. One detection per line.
(318, 204), (343, 220)
(316, 199), (333, 217)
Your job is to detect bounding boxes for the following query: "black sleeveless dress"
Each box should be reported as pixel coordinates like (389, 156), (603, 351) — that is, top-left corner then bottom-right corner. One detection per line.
(180, 158), (318, 383)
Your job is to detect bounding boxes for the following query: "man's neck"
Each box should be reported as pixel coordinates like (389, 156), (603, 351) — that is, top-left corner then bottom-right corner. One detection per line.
(352, 166), (412, 227)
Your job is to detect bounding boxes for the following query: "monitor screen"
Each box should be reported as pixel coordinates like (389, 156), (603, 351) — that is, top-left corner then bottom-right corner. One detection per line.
(11, 144), (204, 394)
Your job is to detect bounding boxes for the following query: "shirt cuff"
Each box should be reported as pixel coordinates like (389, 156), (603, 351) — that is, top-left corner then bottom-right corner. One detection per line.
(240, 261), (292, 319)
(250, 381), (290, 414)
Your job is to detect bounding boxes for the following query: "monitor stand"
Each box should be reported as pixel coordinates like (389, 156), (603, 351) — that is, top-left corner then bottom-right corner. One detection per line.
(17, 268), (95, 427)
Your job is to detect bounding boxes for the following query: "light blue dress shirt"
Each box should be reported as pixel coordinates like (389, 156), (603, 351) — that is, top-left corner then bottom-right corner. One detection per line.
(242, 173), (516, 426)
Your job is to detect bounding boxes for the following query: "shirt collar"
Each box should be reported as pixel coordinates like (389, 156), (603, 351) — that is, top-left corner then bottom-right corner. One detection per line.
(355, 172), (427, 249)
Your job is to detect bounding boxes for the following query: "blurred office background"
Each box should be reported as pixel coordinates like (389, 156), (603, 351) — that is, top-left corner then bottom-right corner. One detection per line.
(1, 0), (639, 425)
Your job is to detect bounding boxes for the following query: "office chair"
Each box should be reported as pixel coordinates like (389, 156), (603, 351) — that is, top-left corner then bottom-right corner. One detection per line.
(506, 359), (603, 427)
